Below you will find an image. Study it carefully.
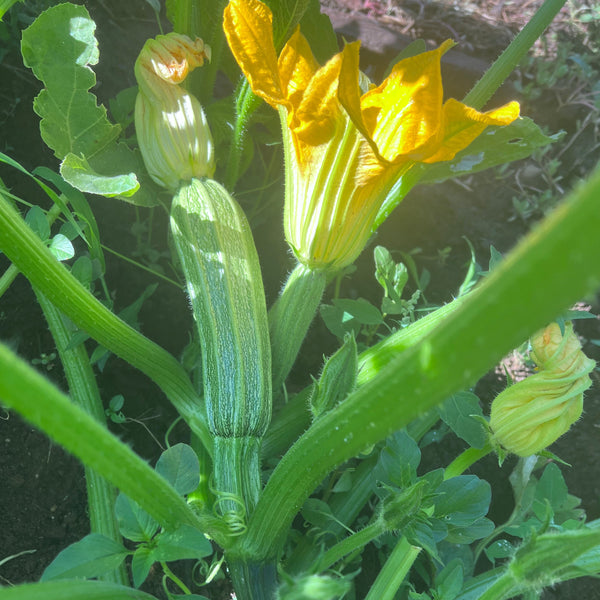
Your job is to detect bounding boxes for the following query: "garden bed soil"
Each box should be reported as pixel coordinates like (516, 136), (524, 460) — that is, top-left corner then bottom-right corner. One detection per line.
(1, 0), (599, 598)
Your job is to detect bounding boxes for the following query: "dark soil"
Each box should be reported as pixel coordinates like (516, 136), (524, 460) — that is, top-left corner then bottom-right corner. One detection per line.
(1, 0), (599, 598)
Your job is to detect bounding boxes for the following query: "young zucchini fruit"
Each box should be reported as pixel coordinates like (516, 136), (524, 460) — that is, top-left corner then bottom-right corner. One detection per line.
(171, 177), (272, 516)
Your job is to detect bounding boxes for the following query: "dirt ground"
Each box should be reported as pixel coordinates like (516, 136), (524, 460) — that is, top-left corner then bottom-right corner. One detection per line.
(1, 0), (599, 598)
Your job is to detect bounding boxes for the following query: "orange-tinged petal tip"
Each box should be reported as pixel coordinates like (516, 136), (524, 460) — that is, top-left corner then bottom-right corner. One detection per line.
(278, 28), (320, 107)
(224, 0), (286, 108)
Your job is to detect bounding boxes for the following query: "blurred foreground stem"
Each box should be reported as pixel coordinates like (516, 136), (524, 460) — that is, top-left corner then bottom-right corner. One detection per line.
(238, 164), (600, 564)
(0, 189), (213, 456)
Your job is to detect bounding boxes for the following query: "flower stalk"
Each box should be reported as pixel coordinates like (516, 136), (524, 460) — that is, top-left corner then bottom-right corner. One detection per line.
(268, 262), (327, 393)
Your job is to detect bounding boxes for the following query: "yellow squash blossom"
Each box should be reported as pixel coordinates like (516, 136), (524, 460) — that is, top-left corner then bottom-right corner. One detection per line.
(135, 33), (215, 190)
(490, 323), (595, 457)
(224, 0), (520, 271)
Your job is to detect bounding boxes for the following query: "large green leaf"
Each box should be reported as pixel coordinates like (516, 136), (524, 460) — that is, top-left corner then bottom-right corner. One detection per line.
(20, 4), (119, 160)
(41, 534), (128, 581)
(20, 3), (158, 206)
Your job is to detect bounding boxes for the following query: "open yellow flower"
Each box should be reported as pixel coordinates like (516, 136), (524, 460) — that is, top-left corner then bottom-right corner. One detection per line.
(224, 0), (520, 271)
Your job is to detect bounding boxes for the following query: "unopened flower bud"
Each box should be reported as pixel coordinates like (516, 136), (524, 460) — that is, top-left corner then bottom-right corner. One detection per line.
(490, 322), (595, 457)
(530, 321), (590, 375)
(134, 33), (215, 190)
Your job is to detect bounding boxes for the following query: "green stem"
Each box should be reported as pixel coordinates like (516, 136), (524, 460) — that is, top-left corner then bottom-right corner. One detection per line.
(357, 296), (467, 386)
(269, 262), (327, 394)
(364, 536), (421, 600)
(0, 342), (226, 544)
(36, 292), (128, 586)
(237, 164), (600, 563)
(316, 521), (383, 573)
(167, 0), (202, 38)
(0, 189), (213, 456)
(463, 0), (567, 110)
(444, 443), (494, 480)
(213, 437), (262, 518)
(161, 561), (191, 595)
(225, 80), (261, 190)
(0, 263), (18, 298)
(477, 574), (517, 600)
(226, 558), (278, 600)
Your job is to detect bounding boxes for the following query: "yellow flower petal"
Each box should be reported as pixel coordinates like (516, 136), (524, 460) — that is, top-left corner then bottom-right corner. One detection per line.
(223, 0), (286, 108)
(338, 40), (386, 164)
(148, 35), (209, 84)
(293, 49), (347, 146)
(224, 0), (522, 272)
(338, 41), (368, 135)
(361, 40), (454, 161)
(422, 99), (520, 163)
(278, 28), (319, 109)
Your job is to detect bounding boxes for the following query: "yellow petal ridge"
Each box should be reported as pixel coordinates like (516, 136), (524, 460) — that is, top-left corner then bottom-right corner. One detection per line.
(278, 28), (319, 109)
(293, 49), (347, 146)
(362, 40), (454, 162)
(422, 99), (520, 163)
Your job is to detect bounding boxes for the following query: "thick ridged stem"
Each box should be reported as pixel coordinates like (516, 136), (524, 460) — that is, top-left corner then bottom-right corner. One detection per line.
(236, 164), (600, 564)
(268, 263), (327, 393)
(0, 189), (213, 455)
(226, 559), (278, 600)
(0, 343), (226, 542)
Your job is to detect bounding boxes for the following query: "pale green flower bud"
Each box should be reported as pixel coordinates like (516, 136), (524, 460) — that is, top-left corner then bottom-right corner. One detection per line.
(134, 34), (215, 190)
(489, 322), (595, 457)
